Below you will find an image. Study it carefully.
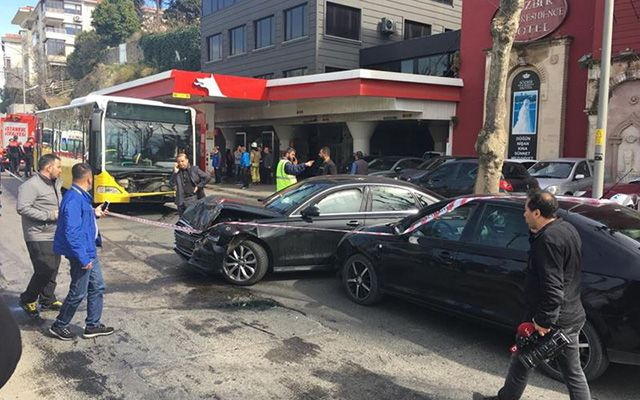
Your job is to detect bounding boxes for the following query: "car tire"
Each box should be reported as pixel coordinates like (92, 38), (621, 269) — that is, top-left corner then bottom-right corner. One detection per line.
(222, 240), (269, 286)
(341, 254), (383, 305)
(539, 320), (609, 382)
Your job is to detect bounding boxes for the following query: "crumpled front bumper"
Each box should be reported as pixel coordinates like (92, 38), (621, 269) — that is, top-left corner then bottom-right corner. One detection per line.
(174, 231), (226, 274)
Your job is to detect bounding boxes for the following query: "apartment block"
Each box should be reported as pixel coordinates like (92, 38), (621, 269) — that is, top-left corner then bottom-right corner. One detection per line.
(200, 0), (462, 78)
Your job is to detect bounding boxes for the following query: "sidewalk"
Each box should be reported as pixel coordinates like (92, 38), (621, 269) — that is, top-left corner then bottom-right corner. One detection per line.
(204, 182), (276, 200)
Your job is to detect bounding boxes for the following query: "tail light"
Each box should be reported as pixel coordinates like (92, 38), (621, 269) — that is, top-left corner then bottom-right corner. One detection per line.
(500, 179), (513, 192)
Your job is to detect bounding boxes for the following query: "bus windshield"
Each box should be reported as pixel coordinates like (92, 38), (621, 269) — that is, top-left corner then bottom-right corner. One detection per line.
(104, 102), (193, 171)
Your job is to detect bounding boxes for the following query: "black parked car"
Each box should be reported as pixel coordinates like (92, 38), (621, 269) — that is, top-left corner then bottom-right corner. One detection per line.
(411, 158), (538, 198)
(174, 176), (442, 286)
(399, 156), (467, 182)
(367, 157), (424, 177)
(336, 196), (640, 381)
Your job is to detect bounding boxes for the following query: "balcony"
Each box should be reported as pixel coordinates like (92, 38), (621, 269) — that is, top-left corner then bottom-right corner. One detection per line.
(47, 54), (67, 64)
(43, 7), (66, 22)
(45, 27), (71, 41)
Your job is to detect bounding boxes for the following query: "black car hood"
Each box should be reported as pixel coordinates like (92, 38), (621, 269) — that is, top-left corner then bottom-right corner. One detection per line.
(182, 195), (282, 231)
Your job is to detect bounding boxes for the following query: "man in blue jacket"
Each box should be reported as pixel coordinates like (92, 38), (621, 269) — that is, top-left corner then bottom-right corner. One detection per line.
(49, 163), (113, 341)
(240, 144), (251, 189)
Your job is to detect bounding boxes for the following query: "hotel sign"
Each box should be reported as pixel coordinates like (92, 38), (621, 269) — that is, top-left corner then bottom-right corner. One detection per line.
(515, 0), (568, 42)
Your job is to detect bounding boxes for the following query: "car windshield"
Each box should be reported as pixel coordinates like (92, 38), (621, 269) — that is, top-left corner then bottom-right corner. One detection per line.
(368, 158), (400, 171)
(263, 181), (332, 213)
(529, 161), (575, 179)
(575, 205), (640, 243)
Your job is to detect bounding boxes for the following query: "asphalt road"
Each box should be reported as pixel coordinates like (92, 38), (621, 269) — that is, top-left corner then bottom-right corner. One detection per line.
(0, 173), (638, 400)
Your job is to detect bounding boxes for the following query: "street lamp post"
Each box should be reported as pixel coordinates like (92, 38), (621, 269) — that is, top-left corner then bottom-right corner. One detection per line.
(592, 0), (615, 198)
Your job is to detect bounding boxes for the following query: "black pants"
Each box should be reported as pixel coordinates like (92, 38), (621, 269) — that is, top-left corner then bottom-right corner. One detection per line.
(177, 195), (197, 216)
(498, 324), (591, 400)
(20, 241), (61, 305)
(9, 156), (19, 175)
(242, 167), (250, 188)
(213, 167), (221, 183)
(24, 155), (33, 177)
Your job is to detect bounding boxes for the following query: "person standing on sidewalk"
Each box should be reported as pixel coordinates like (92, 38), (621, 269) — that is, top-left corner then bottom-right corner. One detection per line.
(49, 163), (114, 340)
(234, 145), (243, 183)
(22, 137), (35, 178)
(7, 136), (23, 176)
(171, 153), (211, 216)
(17, 154), (63, 317)
(225, 149), (234, 181)
(349, 151), (369, 175)
(481, 190), (590, 400)
(250, 142), (261, 184)
(276, 147), (314, 191)
(211, 146), (221, 184)
(262, 146), (274, 184)
(240, 144), (251, 189)
(318, 146), (337, 176)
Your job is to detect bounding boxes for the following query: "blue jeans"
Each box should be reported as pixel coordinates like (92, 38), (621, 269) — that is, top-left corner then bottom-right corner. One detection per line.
(54, 257), (105, 329)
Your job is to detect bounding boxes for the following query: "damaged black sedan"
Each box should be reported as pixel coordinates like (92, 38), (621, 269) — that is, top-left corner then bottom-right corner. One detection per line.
(174, 176), (442, 286)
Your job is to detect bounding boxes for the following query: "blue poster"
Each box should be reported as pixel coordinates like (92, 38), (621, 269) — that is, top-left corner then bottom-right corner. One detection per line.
(511, 90), (538, 135)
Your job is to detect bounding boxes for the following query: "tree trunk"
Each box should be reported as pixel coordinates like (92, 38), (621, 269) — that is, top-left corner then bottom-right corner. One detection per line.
(474, 0), (524, 194)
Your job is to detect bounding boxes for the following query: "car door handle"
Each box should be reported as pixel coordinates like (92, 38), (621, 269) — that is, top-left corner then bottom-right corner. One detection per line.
(346, 220), (360, 228)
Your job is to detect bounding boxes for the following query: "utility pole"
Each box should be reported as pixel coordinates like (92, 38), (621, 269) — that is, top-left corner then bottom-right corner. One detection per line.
(22, 62), (26, 112)
(592, 0), (615, 198)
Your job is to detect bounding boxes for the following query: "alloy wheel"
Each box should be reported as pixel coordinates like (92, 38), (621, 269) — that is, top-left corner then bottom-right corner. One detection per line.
(224, 244), (258, 282)
(346, 260), (372, 301)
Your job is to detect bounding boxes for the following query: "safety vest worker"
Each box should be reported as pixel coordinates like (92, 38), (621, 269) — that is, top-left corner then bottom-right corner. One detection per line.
(275, 147), (315, 192)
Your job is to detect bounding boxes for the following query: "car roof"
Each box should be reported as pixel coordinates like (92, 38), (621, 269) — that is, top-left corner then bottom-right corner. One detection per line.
(535, 158), (589, 162)
(449, 194), (615, 213)
(300, 174), (441, 192)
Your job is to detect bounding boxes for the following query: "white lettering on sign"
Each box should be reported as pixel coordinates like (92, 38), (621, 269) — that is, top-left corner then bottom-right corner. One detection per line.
(3, 122), (28, 139)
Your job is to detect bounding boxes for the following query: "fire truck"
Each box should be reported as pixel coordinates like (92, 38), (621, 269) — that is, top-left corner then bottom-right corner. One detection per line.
(0, 113), (37, 171)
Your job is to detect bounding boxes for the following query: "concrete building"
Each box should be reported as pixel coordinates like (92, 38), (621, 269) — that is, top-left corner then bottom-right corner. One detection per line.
(201, 0), (461, 78)
(11, 0), (99, 83)
(1, 33), (26, 89)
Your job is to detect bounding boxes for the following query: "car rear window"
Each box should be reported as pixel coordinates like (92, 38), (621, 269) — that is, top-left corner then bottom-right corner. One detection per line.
(574, 205), (640, 243)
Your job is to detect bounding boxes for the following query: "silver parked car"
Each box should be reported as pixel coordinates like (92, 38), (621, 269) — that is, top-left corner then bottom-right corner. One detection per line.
(528, 158), (594, 195)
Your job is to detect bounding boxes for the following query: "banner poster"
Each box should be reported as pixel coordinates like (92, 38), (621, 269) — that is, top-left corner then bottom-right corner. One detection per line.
(508, 70), (540, 159)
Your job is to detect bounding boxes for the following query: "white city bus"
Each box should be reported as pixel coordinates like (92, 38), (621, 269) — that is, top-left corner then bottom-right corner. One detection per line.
(36, 95), (197, 204)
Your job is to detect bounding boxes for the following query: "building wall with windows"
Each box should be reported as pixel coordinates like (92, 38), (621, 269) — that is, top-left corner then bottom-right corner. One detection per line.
(200, 0), (461, 78)
(11, 0), (99, 83)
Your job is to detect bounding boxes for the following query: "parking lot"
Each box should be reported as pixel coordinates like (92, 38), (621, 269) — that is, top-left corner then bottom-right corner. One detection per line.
(1, 174), (639, 400)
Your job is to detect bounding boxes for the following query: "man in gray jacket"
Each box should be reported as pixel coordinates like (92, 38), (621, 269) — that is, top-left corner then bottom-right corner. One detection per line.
(170, 153), (210, 216)
(17, 154), (63, 317)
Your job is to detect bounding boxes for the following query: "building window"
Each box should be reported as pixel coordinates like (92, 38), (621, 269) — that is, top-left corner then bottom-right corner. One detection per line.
(404, 20), (431, 40)
(207, 33), (222, 61)
(203, 0), (237, 17)
(326, 2), (361, 40)
(46, 39), (66, 56)
(325, 66), (346, 73)
(444, 28), (453, 32)
(254, 73), (274, 79)
(433, 0), (453, 5)
(63, 23), (82, 35)
(255, 16), (274, 49)
(285, 4), (308, 41)
(398, 53), (455, 77)
(229, 25), (246, 55)
(63, 2), (82, 15)
(45, 0), (64, 11)
(283, 67), (306, 77)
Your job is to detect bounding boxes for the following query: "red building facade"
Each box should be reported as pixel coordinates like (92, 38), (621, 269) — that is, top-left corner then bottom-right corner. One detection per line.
(454, 0), (640, 181)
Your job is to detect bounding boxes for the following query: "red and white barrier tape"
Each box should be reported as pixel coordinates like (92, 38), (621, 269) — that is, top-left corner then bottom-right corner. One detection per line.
(107, 195), (613, 238)
(107, 212), (203, 235)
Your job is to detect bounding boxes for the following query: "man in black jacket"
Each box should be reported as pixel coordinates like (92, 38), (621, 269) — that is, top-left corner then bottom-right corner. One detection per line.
(170, 153), (211, 216)
(483, 190), (590, 400)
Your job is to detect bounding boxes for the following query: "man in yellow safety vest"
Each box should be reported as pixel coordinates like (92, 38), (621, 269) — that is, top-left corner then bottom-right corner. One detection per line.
(276, 147), (314, 192)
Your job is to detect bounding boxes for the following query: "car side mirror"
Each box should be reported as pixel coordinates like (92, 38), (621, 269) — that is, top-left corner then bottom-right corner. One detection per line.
(394, 166), (403, 173)
(301, 205), (320, 221)
(574, 174), (585, 180)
